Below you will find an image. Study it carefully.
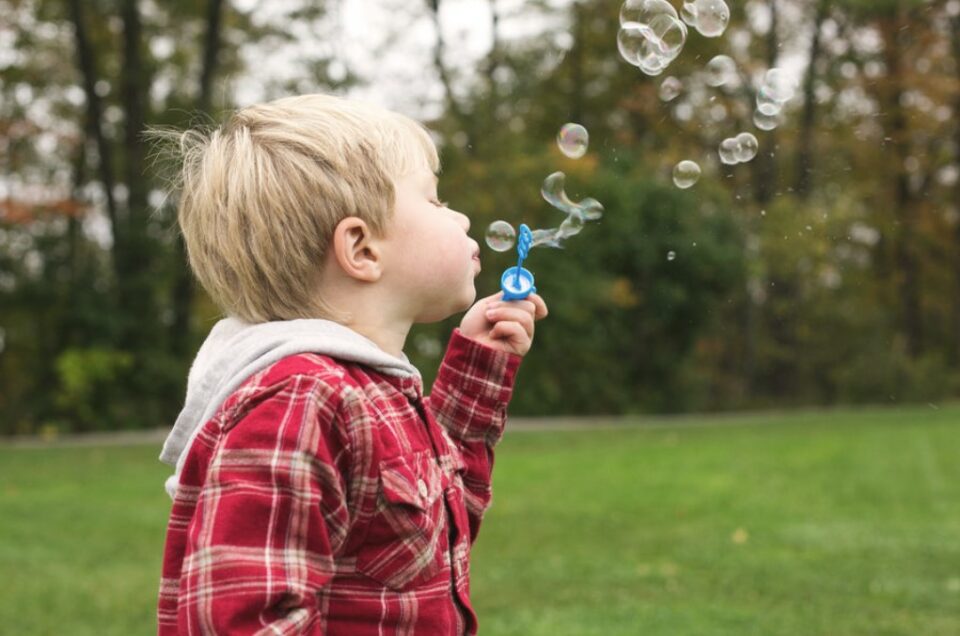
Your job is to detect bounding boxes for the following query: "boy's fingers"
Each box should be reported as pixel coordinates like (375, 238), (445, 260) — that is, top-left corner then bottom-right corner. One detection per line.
(490, 321), (529, 348)
(486, 307), (535, 335)
(527, 293), (549, 319)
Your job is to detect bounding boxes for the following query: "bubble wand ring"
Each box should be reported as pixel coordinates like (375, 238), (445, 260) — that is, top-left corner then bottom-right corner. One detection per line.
(500, 223), (536, 301)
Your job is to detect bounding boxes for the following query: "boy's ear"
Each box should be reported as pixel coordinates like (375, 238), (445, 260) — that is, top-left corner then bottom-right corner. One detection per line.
(331, 216), (383, 282)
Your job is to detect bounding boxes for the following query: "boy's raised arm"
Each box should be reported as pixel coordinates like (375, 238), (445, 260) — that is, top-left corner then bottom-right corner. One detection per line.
(425, 328), (523, 543)
(159, 374), (351, 636)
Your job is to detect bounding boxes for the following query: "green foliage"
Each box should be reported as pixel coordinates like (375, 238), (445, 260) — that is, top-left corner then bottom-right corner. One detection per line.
(5, 0), (960, 430)
(53, 348), (134, 432)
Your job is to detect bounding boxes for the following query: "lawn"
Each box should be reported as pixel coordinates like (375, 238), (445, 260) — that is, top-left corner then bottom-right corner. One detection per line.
(1, 405), (958, 635)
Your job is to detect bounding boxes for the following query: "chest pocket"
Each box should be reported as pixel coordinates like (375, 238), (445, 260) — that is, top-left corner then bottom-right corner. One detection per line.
(356, 450), (448, 590)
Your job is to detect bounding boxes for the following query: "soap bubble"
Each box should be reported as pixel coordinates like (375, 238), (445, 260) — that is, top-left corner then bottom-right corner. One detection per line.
(761, 68), (796, 103)
(680, 1), (698, 27)
(619, 0), (677, 27)
(541, 171), (578, 214)
(558, 212), (585, 238)
(617, 0), (687, 75)
(756, 91), (782, 116)
(557, 123), (589, 159)
(542, 172), (605, 221)
(753, 108), (783, 131)
(719, 137), (740, 165)
(682, 0), (729, 37)
(659, 76), (683, 101)
(690, 0), (730, 37)
(735, 132), (759, 162)
(667, 250), (677, 261)
(485, 221), (516, 252)
(578, 198), (605, 221)
(705, 55), (737, 87)
(672, 160), (701, 189)
(617, 19), (687, 75)
(531, 228), (563, 249)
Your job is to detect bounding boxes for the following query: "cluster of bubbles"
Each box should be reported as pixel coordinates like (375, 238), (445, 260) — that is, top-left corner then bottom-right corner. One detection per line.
(485, 123), (604, 253)
(718, 132), (760, 165)
(617, 0), (688, 76)
(753, 68), (795, 131)
(615, 0), (732, 76)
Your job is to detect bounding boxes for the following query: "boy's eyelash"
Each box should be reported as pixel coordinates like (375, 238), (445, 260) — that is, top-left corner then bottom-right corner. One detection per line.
(433, 200), (449, 208)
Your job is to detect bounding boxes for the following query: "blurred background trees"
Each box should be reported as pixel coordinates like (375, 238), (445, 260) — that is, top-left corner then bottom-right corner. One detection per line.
(1, 0), (959, 434)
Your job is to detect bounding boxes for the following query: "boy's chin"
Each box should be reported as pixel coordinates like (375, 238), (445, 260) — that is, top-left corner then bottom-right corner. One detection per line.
(414, 288), (476, 323)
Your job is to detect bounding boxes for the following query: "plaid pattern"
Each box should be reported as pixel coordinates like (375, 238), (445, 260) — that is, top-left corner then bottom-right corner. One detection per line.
(158, 329), (521, 635)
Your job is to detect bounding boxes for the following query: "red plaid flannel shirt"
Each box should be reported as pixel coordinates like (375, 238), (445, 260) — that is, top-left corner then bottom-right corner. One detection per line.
(158, 329), (521, 635)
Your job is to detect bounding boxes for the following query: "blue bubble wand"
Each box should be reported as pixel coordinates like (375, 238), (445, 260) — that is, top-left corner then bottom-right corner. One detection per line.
(500, 224), (536, 301)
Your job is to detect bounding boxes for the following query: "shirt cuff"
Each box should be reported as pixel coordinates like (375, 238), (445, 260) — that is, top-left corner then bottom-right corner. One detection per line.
(436, 329), (523, 411)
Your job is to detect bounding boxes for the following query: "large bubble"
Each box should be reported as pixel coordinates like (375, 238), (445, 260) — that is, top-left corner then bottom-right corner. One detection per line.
(557, 123), (589, 159)
(718, 138), (740, 165)
(535, 172), (604, 248)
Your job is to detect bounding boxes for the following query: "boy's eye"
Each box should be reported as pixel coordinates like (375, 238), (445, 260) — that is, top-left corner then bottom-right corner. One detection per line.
(432, 199), (449, 208)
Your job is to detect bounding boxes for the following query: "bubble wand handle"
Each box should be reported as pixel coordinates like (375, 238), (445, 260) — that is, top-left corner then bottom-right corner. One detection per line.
(500, 223), (536, 301)
(514, 224), (532, 285)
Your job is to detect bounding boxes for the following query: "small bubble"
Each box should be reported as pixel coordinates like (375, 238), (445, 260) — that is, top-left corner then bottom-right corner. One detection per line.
(753, 108), (782, 131)
(762, 68), (796, 103)
(756, 91), (782, 116)
(557, 123), (589, 159)
(718, 137), (740, 165)
(667, 250), (677, 261)
(485, 221), (516, 252)
(705, 55), (737, 87)
(735, 132), (759, 162)
(658, 76), (683, 102)
(672, 160), (701, 189)
(685, 0), (729, 37)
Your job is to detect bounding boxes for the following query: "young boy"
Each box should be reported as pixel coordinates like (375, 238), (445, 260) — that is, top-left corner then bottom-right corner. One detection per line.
(156, 94), (548, 635)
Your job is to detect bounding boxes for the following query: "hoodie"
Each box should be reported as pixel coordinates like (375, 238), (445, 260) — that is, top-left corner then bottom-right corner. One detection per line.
(159, 316), (422, 499)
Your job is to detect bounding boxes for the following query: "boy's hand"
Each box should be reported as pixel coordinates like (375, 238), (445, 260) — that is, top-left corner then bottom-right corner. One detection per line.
(459, 292), (549, 356)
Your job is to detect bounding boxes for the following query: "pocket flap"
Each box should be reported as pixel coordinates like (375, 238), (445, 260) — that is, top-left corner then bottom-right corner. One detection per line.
(379, 452), (442, 510)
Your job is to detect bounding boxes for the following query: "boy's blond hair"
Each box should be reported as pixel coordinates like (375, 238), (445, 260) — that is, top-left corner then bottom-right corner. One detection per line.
(160, 94), (439, 323)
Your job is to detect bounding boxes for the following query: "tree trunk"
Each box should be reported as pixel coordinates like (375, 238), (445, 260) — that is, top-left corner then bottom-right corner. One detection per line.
(881, 10), (923, 357)
(795, 0), (827, 199)
(570, 1), (584, 125)
(426, 0), (474, 153)
(119, 0), (155, 349)
(752, 0), (779, 205)
(67, 0), (120, 275)
(951, 11), (960, 364)
(170, 0), (226, 357)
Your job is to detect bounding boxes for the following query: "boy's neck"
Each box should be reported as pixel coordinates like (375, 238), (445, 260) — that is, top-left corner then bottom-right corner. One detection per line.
(343, 316), (410, 359)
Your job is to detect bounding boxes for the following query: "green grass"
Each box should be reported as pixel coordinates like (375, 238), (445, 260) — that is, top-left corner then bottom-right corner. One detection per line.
(2, 406), (959, 635)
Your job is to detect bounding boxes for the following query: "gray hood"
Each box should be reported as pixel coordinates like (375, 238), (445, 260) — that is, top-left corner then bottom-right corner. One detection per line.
(159, 316), (420, 499)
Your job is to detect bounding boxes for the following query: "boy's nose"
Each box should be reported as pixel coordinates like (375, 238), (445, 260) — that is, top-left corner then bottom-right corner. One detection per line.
(455, 210), (470, 232)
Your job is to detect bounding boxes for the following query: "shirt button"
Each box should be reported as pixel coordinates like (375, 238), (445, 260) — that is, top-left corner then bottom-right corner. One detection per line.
(417, 479), (428, 498)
